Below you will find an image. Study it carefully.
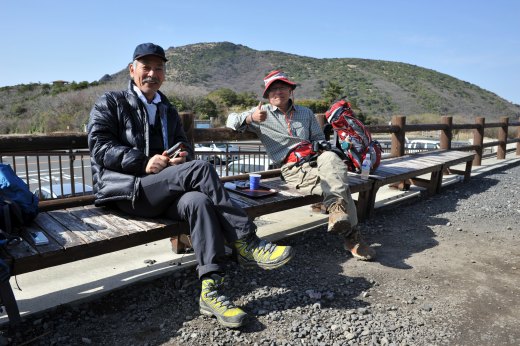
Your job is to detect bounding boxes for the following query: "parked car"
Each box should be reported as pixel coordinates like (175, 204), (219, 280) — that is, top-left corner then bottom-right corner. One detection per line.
(33, 183), (93, 200)
(226, 157), (274, 175)
(195, 142), (240, 163)
(405, 140), (440, 151)
(376, 139), (392, 150)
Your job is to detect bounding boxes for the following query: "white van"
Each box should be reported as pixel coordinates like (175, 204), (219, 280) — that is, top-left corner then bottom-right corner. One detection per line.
(406, 140), (440, 150)
(226, 157), (274, 175)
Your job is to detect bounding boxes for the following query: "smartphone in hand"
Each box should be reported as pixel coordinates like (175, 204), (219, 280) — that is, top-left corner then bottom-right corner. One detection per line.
(166, 142), (186, 158)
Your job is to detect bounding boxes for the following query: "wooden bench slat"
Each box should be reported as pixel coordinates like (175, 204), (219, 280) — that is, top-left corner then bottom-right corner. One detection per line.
(226, 178), (324, 217)
(110, 209), (171, 230)
(48, 209), (111, 243)
(1, 240), (39, 263)
(24, 224), (64, 254)
(33, 212), (86, 248)
(68, 207), (131, 239)
(84, 206), (146, 234)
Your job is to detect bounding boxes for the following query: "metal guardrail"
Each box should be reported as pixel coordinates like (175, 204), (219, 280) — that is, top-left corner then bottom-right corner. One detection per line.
(1, 146), (273, 201)
(0, 149), (91, 200)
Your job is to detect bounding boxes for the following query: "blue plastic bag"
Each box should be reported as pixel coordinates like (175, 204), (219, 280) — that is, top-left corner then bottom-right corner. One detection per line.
(0, 164), (39, 223)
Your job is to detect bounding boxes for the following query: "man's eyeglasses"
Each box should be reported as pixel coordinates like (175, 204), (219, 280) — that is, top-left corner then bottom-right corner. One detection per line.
(269, 86), (291, 93)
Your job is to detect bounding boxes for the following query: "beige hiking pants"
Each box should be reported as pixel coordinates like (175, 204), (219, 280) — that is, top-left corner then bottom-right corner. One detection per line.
(281, 151), (358, 227)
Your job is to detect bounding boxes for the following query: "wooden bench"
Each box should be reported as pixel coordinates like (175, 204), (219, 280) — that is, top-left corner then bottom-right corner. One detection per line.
(0, 125), (474, 326)
(0, 149), (475, 326)
(364, 149), (475, 217)
(0, 169), (374, 325)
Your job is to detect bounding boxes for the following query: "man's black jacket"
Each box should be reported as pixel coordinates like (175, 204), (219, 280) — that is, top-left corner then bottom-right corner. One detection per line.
(87, 81), (193, 206)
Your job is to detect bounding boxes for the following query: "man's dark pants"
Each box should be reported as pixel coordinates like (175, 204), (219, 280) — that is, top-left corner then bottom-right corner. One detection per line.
(116, 160), (255, 278)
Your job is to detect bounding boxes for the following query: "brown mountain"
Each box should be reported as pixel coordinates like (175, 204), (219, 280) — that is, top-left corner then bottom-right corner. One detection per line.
(1, 42), (518, 134)
(110, 42), (520, 118)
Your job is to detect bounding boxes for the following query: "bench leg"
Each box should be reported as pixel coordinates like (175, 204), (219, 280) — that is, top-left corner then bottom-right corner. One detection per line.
(356, 190), (372, 221)
(363, 186), (379, 219)
(463, 160), (473, 182)
(431, 170), (443, 194)
(411, 170), (443, 195)
(444, 160), (473, 183)
(0, 280), (21, 325)
(170, 234), (192, 254)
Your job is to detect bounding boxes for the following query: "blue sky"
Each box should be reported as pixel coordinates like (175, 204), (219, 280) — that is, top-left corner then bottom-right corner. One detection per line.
(1, 0), (519, 104)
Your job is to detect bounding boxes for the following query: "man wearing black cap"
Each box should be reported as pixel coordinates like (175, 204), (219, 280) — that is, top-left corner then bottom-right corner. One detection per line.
(227, 70), (376, 261)
(88, 43), (294, 328)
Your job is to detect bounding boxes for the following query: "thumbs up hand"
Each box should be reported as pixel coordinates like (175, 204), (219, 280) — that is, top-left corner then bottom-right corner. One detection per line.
(251, 101), (267, 123)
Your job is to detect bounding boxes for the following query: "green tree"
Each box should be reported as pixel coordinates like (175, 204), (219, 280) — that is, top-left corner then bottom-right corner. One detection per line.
(168, 95), (190, 112)
(207, 88), (238, 107)
(194, 98), (218, 119)
(235, 92), (258, 108)
(296, 99), (329, 113)
(322, 81), (344, 103)
(69, 81), (89, 91)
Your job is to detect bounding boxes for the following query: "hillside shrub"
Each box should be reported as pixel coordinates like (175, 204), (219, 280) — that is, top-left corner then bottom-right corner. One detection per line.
(194, 98), (218, 119)
(296, 99), (329, 113)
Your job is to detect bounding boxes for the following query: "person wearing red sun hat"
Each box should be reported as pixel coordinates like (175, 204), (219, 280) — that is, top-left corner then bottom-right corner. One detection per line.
(227, 70), (376, 261)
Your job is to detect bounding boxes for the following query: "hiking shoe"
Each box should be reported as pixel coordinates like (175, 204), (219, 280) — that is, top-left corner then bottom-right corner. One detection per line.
(327, 200), (352, 234)
(233, 234), (293, 270)
(199, 273), (247, 328)
(343, 230), (376, 261)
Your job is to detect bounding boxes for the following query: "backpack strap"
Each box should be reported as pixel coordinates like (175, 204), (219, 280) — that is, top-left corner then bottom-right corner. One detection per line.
(1, 204), (11, 235)
(0, 199), (24, 247)
(2, 199), (23, 230)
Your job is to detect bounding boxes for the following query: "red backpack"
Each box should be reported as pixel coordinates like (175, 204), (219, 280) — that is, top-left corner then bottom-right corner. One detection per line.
(325, 100), (382, 174)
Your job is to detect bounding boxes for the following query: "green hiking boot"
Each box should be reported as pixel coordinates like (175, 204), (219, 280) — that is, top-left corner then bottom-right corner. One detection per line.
(233, 234), (293, 270)
(199, 273), (247, 328)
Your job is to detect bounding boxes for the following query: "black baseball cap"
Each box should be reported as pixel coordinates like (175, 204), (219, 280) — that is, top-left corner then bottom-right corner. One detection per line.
(133, 43), (168, 62)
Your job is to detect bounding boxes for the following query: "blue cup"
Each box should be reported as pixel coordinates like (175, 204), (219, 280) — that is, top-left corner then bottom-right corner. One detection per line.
(249, 174), (261, 190)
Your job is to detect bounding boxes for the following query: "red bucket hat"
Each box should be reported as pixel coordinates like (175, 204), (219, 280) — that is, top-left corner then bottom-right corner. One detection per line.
(262, 70), (297, 98)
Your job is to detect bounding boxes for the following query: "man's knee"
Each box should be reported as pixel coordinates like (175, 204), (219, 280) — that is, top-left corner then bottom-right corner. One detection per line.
(187, 159), (212, 170)
(182, 191), (212, 210)
(318, 151), (345, 169)
(190, 159), (219, 176)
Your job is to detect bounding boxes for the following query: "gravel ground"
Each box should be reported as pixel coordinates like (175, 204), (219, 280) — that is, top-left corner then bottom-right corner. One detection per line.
(1, 162), (519, 346)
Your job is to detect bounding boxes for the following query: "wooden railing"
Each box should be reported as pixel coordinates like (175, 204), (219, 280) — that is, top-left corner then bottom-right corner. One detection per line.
(1, 113), (518, 211)
(1, 114), (519, 162)
(379, 115), (520, 166)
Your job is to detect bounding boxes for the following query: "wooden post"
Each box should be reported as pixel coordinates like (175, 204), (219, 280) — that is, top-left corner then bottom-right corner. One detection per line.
(440, 116), (452, 150)
(497, 116), (508, 160)
(171, 112), (195, 253)
(391, 116), (406, 157)
(473, 117), (485, 166)
(179, 112), (195, 145)
(315, 113), (325, 129)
